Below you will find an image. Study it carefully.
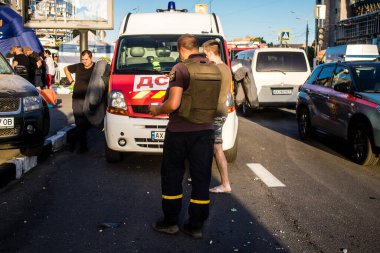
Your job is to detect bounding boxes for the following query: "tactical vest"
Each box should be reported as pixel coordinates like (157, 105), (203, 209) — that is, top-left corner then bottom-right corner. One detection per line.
(178, 60), (222, 124)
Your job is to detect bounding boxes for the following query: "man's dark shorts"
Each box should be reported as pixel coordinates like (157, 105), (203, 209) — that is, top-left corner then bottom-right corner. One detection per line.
(213, 116), (226, 144)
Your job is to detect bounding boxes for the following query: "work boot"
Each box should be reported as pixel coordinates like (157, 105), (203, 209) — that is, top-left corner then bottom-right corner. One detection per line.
(152, 219), (179, 235)
(181, 223), (202, 239)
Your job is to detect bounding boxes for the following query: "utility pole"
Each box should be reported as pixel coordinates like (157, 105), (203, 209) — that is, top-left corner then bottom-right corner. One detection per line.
(306, 21), (309, 56)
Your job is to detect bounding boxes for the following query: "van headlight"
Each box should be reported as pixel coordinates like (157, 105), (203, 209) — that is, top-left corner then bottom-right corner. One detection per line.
(109, 91), (127, 109)
(23, 96), (43, 112)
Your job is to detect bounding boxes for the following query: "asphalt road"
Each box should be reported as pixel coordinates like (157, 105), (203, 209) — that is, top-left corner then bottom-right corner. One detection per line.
(0, 109), (379, 253)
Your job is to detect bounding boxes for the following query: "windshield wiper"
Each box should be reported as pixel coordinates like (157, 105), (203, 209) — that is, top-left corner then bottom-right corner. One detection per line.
(268, 69), (287, 75)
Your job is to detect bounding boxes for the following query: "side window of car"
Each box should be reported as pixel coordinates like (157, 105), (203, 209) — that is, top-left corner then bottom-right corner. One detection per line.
(332, 66), (352, 89)
(316, 65), (335, 88)
(306, 66), (322, 84)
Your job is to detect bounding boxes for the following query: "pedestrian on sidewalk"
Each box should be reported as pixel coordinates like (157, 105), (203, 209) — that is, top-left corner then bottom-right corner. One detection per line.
(44, 50), (55, 88)
(203, 40), (233, 194)
(24, 46), (43, 89)
(12, 46), (31, 82)
(64, 50), (95, 153)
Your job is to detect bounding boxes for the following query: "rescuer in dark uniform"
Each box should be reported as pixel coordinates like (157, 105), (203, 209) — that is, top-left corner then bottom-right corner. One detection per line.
(149, 34), (216, 239)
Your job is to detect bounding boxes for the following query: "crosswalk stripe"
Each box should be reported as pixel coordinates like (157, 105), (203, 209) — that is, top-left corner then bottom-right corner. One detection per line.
(247, 163), (286, 187)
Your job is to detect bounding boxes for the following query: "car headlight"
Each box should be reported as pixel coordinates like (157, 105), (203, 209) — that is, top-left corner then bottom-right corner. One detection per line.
(109, 91), (127, 109)
(23, 96), (43, 112)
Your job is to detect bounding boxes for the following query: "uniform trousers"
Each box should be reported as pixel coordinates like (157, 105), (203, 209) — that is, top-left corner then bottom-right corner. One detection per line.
(161, 129), (214, 229)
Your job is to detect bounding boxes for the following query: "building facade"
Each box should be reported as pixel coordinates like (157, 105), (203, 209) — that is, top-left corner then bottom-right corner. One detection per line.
(318, 0), (380, 49)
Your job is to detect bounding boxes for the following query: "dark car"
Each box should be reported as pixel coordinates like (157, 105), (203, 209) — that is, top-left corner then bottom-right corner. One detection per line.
(296, 61), (380, 166)
(0, 52), (50, 155)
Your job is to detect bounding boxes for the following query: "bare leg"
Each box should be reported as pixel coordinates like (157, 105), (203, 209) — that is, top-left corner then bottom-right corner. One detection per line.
(210, 143), (231, 193)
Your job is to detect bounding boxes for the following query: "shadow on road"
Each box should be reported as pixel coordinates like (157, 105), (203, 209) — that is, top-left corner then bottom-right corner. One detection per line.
(0, 129), (291, 253)
(238, 108), (354, 165)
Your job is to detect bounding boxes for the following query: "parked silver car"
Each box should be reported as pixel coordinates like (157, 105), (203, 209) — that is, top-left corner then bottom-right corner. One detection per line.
(296, 61), (380, 166)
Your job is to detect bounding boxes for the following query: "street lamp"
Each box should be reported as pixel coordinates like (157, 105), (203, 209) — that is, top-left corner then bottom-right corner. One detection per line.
(290, 11), (310, 56)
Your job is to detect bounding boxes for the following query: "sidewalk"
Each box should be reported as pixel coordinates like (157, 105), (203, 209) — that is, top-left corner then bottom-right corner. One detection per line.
(0, 94), (75, 187)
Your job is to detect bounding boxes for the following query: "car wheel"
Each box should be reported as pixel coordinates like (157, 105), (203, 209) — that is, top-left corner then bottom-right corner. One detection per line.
(349, 124), (379, 166)
(224, 137), (238, 163)
(105, 143), (123, 163)
(297, 107), (312, 140)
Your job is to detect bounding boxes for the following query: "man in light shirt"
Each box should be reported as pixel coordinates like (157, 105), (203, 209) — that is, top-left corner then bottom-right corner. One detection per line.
(44, 50), (55, 88)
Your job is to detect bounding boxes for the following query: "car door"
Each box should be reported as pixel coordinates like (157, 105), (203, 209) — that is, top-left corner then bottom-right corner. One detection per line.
(308, 64), (336, 132)
(327, 64), (354, 138)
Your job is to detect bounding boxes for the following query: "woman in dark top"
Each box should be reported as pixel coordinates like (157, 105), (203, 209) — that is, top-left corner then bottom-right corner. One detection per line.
(64, 50), (95, 153)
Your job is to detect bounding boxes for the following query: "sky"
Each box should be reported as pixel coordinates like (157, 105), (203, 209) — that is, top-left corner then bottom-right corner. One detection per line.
(105, 0), (316, 45)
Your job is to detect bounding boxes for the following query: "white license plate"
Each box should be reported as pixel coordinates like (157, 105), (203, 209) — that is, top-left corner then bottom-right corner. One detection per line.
(0, 117), (14, 128)
(272, 89), (293, 95)
(151, 131), (165, 141)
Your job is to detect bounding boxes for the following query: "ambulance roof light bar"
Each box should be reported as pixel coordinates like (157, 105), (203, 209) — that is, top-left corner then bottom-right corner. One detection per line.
(156, 1), (188, 13)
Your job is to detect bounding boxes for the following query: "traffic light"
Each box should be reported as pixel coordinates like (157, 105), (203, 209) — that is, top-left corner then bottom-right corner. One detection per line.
(318, 27), (324, 45)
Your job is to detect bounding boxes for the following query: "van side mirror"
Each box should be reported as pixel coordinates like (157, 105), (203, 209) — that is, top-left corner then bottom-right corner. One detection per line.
(334, 82), (352, 93)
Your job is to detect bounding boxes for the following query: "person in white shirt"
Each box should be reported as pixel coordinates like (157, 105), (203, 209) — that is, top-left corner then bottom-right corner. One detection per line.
(44, 50), (55, 88)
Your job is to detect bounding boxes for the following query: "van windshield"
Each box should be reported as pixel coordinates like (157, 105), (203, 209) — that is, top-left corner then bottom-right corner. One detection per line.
(114, 35), (227, 74)
(256, 52), (308, 72)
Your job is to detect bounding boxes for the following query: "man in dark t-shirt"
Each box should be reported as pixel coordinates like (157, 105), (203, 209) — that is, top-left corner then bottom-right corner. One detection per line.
(64, 50), (95, 153)
(24, 46), (43, 88)
(149, 35), (216, 239)
(12, 46), (31, 82)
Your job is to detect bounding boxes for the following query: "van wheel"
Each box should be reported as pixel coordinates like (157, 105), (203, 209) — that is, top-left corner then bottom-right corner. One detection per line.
(297, 107), (313, 140)
(349, 123), (379, 166)
(224, 137), (238, 163)
(105, 143), (123, 163)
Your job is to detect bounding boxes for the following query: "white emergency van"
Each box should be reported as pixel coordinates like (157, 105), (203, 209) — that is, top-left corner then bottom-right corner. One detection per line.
(104, 2), (238, 163)
(249, 48), (311, 108)
(323, 44), (379, 63)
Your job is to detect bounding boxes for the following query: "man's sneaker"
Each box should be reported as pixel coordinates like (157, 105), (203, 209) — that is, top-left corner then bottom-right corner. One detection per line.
(181, 223), (203, 239)
(152, 220), (179, 235)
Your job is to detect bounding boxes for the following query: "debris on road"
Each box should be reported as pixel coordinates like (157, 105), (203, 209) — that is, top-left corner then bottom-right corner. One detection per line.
(99, 222), (122, 229)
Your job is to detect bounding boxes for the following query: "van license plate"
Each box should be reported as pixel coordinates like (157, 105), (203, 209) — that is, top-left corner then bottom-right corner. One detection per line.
(272, 89), (292, 95)
(0, 117), (14, 128)
(151, 131), (165, 141)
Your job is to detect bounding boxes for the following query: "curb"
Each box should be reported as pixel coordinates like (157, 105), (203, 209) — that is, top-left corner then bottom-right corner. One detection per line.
(0, 124), (76, 188)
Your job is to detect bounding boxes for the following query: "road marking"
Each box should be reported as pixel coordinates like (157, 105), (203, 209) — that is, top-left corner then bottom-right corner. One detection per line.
(247, 163), (286, 187)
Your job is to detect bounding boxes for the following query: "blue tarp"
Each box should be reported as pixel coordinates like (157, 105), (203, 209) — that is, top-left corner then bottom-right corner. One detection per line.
(0, 6), (44, 56)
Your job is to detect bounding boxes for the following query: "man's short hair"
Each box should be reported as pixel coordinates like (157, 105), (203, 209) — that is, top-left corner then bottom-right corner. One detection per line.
(23, 46), (32, 53)
(177, 34), (198, 51)
(9, 47), (17, 55)
(202, 40), (220, 56)
(81, 50), (93, 58)
(45, 49), (51, 56)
